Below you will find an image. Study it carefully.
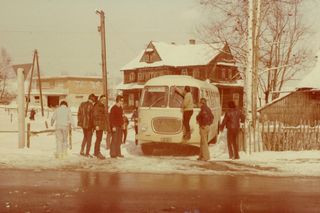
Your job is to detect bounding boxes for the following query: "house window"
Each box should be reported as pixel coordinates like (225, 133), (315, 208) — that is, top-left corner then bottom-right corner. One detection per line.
(228, 69), (233, 80)
(193, 68), (200, 79)
(55, 81), (64, 88)
(221, 68), (226, 80)
(128, 93), (134, 106)
(129, 72), (135, 82)
(34, 96), (40, 104)
(138, 72), (144, 81)
(145, 73), (150, 81)
(39, 82), (50, 89)
(181, 68), (188, 75)
(233, 93), (239, 107)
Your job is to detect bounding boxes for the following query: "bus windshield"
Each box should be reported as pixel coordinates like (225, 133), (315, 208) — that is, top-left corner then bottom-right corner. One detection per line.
(141, 86), (169, 108)
(169, 86), (199, 108)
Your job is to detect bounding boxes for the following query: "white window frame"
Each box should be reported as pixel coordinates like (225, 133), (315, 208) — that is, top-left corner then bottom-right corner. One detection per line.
(181, 68), (188, 75)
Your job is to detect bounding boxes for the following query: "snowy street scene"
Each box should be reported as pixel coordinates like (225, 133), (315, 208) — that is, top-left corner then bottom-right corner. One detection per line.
(0, 107), (320, 177)
(1, 0), (320, 212)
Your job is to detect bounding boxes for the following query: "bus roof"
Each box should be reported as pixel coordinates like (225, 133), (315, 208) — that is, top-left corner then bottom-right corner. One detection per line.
(145, 75), (219, 92)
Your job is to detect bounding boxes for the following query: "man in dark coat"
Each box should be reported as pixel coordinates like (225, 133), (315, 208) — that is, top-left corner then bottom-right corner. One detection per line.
(196, 98), (213, 161)
(109, 95), (124, 158)
(78, 93), (96, 157)
(220, 101), (245, 160)
(92, 95), (109, 160)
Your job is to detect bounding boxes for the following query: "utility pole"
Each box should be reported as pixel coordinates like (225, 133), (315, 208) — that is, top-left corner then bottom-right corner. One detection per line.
(25, 50), (44, 116)
(17, 68), (25, 148)
(245, 0), (261, 153)
(252, 0), (261, 152)
(244, 0), (255, 154)
(96, 9), (108, 108)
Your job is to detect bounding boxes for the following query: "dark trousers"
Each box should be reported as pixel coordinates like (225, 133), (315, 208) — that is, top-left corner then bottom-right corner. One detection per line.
(80, 128), (93, 155)
(110, 127), (123, 157)
(227, 130), (239, 159)
(183, 110), (193, 134)
(94, 130), (103, 155)
(134, 125), (138, 145)
(122, 129), (127, 144)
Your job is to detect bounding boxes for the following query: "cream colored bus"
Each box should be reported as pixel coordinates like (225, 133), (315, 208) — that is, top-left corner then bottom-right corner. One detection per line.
(137, 75), (221, 155)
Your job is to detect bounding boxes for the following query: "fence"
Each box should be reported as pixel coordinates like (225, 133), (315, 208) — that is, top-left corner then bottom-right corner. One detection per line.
(261, 120), (320, 151)
(26, 123), (73, 149)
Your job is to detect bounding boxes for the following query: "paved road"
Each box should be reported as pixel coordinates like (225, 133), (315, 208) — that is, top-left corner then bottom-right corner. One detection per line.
(0, 169), (319, 213)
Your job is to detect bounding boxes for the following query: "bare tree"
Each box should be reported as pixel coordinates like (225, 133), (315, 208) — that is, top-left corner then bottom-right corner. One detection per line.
(198, 0), (316, 103)
(0, 48), (12, 100)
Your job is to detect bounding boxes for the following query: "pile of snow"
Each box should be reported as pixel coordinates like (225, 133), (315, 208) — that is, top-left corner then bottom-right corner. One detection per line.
(0, 106), (320, 177)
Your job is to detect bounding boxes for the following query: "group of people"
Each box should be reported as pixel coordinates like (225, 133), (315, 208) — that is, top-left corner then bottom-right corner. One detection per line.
(174, 86), (244, 161)
(51, 94), (129, 160)
(77, 94), (129, 159)
(51, 87), (244, 161)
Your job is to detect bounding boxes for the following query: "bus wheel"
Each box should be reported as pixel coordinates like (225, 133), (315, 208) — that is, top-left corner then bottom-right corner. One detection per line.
(141, 144), (153, 155)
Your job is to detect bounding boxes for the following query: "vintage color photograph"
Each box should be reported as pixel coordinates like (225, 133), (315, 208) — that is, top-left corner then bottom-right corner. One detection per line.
(1, 0), (320, 212)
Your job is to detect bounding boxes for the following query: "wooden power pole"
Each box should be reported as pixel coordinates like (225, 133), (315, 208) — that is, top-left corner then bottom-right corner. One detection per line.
(96, 9), (108, 109)
(25, 50), (44, 116)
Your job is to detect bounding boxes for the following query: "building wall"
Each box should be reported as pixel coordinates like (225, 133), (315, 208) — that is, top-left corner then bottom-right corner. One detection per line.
(259, 90), (320, 125)
(29, 77), (103, 108)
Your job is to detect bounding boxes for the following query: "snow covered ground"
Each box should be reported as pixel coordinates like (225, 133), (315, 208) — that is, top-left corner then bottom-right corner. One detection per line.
(0, 106), (320, 177)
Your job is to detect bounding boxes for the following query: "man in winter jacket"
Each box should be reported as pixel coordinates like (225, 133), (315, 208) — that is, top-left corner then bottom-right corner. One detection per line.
(51, 101), (75, 159)
(196, 98), (213, 161)
(109, 95), (124, 158)
(174, 86), (194, 141)
(220, 101), (245, 160)
(92, 95), (109, 160)
(78, 93), (96, 157)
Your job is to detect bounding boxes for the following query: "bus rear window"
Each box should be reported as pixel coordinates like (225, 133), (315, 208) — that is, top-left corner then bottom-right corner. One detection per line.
(141, 86), (168, 108)
(169, 86), (199, 108)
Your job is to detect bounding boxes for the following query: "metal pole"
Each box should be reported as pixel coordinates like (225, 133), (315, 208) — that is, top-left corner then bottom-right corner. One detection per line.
(97, 10), (108, 109)
(17, 68), (25, 148)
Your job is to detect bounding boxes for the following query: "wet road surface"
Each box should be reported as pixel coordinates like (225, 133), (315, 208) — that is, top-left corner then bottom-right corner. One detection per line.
(0, 169), (320, 212)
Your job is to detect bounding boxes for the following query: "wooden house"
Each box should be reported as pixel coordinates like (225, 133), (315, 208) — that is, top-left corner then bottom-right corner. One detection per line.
(117, 40), (243, 112)
(258, 62), (320, 126)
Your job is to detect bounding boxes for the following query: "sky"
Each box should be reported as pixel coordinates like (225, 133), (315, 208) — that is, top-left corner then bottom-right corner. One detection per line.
(0, 106), (320, 176)
(0, 0), (320, 85)
(0, 0), (203, 83)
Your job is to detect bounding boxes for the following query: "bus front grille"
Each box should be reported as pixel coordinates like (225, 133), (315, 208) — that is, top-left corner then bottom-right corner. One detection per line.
(152, 117), (182, 134)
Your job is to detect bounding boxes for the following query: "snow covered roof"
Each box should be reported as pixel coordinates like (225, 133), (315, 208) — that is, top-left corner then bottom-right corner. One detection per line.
(116, 82), (145, 90)
(212, 80), (244, 87)
(40, 75), (102, 80)
(121, 41), (225, 70)
(216, 61), (237, 67)
(26, 89), (67, 96)
(297, 58), (320, 89)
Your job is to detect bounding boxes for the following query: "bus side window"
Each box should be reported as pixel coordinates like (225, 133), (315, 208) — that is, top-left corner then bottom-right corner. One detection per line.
(190, 87), (199, 108)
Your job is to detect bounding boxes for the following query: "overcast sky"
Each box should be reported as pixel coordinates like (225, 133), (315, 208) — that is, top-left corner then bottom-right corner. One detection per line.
(0, 0), (203, 82)
(0, 0), (320, 84)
